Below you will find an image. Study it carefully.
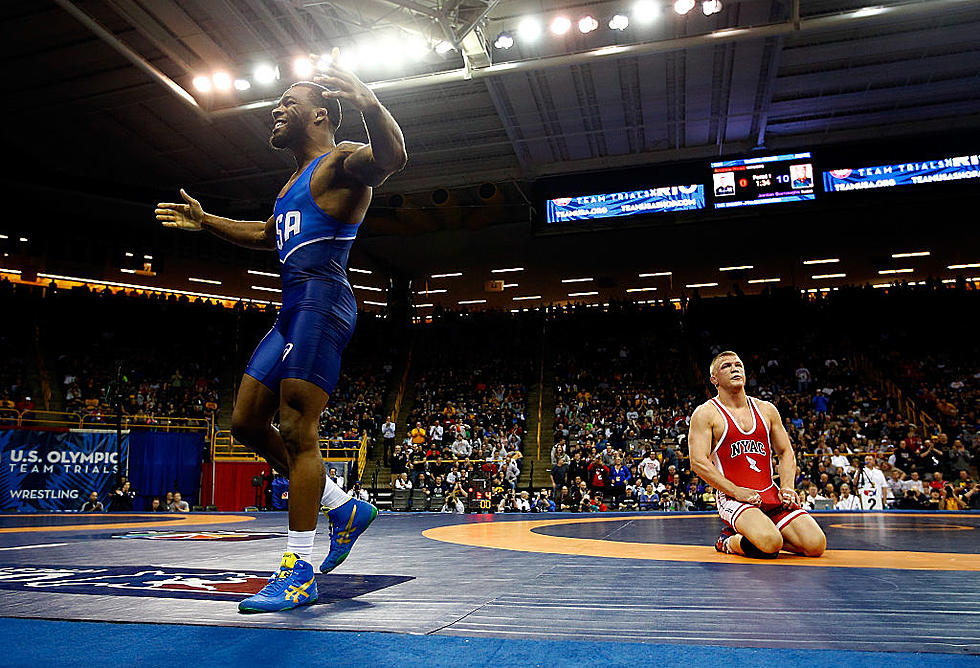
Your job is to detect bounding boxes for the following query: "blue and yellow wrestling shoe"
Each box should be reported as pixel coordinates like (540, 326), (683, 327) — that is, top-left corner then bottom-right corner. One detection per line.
(319, 497), (378, 574)
(238, 552), (318, 613)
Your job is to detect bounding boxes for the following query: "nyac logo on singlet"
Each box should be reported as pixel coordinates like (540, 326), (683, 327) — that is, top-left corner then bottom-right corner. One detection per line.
(275, 210), (302, 250)
(729, 439), (767, 458)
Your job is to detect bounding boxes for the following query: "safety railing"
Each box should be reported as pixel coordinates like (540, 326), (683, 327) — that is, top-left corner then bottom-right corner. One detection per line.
(0, 408), (211, 432)
(211, 428), (366, 471)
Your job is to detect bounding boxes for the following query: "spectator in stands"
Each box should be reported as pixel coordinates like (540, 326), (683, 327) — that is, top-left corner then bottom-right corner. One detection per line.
(587, 455), (610, 496)
(886, 470), (906, 507)
(942, 485), (967, 510)
(550, 456), (568, 497)
(381, 415), (396, 466)
(905, 471), (925, 495)
(835, 484), (861, 510)
(638, 452), (660, 489)
(394, 472), (412, 490)
(949, 440), (973, 476)
(441, 493), (465, 513)
(150, 497), (165, 512)
(164, 491), (174, 509)
(328, 466), (345, 491)
(390, 444), (407, 487)
(352, 482), (370, 502)
(410, 422), (426, 448)
(451, 433), (472, 460)
(554, 486), (572, 511)
(80, 491), (104, 512)
(639, 484), (660, 511)
(109, 481), (135, 512)
(170, 492), (190, 512)
(608, 454), (631, 508)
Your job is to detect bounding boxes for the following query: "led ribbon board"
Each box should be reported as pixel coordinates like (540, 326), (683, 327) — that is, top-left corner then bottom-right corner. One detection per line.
(823, 154), (980, 192)
(711, 152), (815, 208)
(545, 185), (705, 223)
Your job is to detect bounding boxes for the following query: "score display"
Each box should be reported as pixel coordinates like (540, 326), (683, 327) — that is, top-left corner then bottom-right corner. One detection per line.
(711, 152), (815, 208)
(545, 184), (705, 223)
(822, 153), (980, 192)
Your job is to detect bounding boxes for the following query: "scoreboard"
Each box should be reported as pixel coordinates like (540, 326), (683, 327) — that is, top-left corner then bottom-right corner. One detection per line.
(468, 474), (492, 513)
(711, 152), (815, 209)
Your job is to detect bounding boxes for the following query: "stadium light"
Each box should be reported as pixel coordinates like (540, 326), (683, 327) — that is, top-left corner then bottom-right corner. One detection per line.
(634, 0), (660, 22)
(626, 287), (657, 292)
(702, 0), (723, 15)
(803, 258), (840, 265)
(348, 267), (372, 274)
(188, 277), (222, 285)
(502, 283), (518, 288)
(513, 295), (541, 301)
(891, 251), (930, 258)
(674, 0), (696, 15)
(609, 14), (630, 30)
(494, 32), (514, 49)
(458, 299), (487, 305)
(431, 272), (463, 278)
(638, 271), (672, 277)
(811, 273), (847, 279)
(747, 278), (781, 284)
(561, 277), (594, 283)
(568, 291), (599, 297)
(878, 268), (913, 275)
(578, 16), (599, 33)
(948, 262), (980, 269)
(435, 40), (454, 54)
(293, 57), (314, 78)
(233, 79), (251, 91)
(192, 75), (212, 93)
(248, 269), (279, 278)
(491, 267), (524, 273)
(518, 17), (542, 42)
(550, 16), (571, 35)
(253, 64), (279, 85)
(718, 265), (753, 271)
(406, 37), (429, 61)
(685, 282), (719, 288)
(353, 284), (384, 291)
(212, 72), (232, 91)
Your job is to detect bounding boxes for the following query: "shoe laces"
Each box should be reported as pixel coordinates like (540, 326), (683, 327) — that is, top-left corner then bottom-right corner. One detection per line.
(261, 566), (294, 595)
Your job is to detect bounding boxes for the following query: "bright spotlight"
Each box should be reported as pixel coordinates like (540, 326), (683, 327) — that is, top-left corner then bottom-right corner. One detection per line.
(609, 14), (630, 30)
(674, 0), (695, 14)
(212, 71), (232, 90)
(702, 0), (723, 14)
(378, 38), (401, 68)
(253, 64), (278, 85)
(356, 43), (380, 69)
(494, 32), (514, 49)
(192, 75), (212, 93)
(314, 53), (333, 71)
(550, 16), (571, 35)
(517, 17), (542, 42)
(406, 37), (429, 61)
(633, 1), (661, 23)
(578, 16), (599, 33)
(293, 56), (314, 78)
(435, 40), (454, 54)
(233, 78), (251, 91)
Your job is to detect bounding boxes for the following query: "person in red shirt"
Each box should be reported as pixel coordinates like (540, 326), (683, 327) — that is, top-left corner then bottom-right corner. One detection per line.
(688, 351), (826, 559)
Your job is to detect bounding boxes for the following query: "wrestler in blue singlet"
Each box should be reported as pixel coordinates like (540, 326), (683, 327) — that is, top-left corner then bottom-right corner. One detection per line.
(244, 151), (361, 395)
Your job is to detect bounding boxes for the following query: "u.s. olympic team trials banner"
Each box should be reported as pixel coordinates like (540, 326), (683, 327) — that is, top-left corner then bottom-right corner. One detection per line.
(0, 430), (129, 511)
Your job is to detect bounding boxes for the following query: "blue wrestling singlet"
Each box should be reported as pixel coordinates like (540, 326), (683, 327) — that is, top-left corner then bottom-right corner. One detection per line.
(244, 151), (361, 394)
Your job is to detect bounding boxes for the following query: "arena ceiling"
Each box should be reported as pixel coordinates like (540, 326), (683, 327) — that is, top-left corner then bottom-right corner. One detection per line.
(4, 0), (980, 212)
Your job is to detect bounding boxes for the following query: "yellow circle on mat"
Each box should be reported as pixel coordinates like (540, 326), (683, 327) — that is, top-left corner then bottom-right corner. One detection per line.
(423, 513), (980, 571)
(0, 513), (255, 533)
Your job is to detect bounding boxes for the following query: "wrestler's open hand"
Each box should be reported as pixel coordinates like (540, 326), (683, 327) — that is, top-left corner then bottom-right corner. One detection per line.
(156, 189), (204, 231)
(731, 487), (762, 506)
(313, 48), (380, 112)
(779, 487), (800, 509)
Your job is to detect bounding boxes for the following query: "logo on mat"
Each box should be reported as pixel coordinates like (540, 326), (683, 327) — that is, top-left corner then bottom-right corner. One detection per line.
(112, 530), (286, 542)
(0, 566), (273, 600)
(0, 566), (414, 602)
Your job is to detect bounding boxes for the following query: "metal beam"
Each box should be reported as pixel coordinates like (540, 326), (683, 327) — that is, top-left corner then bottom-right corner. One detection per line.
(52, 0), (207, 119)
(212, 0), (980, 116)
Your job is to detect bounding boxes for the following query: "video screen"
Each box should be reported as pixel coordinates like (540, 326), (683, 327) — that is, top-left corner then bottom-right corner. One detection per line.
(545, 184), (705, 223)
(822, 153), (980, 192)
(711, 152), (815, 209)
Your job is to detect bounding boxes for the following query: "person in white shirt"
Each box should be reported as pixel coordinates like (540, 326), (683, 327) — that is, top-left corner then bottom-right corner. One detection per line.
(515, 491), (531, 512)
(830, 448), (853, 477)
(835, 483), (862, 511)
(903, 471), (925, 495)
(394, 472), (413, 490)
(440, 494), (466, 513)
(381, 416), (396, 466)
(802, 484), (829, 511)
(853, 455), (888, 510)
(451, 436), (472, 460)
(638, 453), (661, 486)
(428, 422), (444, 446)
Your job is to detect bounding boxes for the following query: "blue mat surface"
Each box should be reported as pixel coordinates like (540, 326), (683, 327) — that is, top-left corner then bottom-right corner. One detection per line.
(1, 618), (976, 667)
